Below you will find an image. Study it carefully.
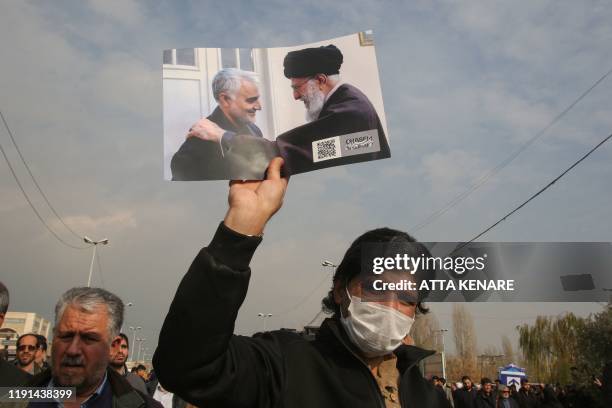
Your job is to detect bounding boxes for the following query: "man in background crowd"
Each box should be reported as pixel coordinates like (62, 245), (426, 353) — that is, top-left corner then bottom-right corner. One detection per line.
(15, 333), (42, 375)
(109, 332), (149, 394)
(498, 385), (519, 408)
(34, 334), (49, 371)
(475, 377), (495, 408)
(455, 375), (478, 408)
(0, 282), (31, 386)
(25, 287), (161, 407)
(515, 379), (538, 408)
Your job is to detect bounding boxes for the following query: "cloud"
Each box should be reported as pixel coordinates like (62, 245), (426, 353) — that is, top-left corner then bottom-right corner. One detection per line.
(420, 149), (488, 196)
(50, 210), (137, 234)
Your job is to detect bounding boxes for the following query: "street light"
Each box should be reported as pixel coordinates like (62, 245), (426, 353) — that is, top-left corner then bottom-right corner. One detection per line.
(83, 236), (109, 287)
(321, 260), (337, 268)
(136, 338), (146, 361)
(128, 326), (141, 361)
(257, 313), (273, 331)
(437, 329), (449, 379)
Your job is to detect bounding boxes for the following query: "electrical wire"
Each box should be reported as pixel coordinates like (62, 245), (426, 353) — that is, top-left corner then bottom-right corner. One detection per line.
(0, 110), (85, 240)
(411, 66), (612, 232)
(277, 271), (332, 316)
(0, 139), (90, 250)
(453, 132), (612, 253)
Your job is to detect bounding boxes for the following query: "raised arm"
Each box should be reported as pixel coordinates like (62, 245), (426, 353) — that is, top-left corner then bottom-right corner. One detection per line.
(153, 158), (288, 407)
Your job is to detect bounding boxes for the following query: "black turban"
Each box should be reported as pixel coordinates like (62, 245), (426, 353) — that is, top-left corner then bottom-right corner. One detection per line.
(283, 44), (343, 78)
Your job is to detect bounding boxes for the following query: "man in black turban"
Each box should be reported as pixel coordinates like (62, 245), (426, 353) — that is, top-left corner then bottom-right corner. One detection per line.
(188, 44), (390, 176)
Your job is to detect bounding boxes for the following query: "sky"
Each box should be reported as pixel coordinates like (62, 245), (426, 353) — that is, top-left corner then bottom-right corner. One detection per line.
(1, 0), (611, 360)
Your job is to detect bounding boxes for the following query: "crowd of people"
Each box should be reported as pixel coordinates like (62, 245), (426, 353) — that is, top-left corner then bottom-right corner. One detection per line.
(430, 375), (609, 408)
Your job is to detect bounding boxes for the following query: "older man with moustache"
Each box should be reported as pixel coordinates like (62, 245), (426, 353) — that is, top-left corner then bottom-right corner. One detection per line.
(172, 68), (276, 181)
(190, 45), (391, 177)
(24, 287), (161, 408)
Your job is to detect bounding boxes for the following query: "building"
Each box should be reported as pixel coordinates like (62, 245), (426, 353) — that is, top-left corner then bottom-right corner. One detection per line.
(1, 312), (51, 360)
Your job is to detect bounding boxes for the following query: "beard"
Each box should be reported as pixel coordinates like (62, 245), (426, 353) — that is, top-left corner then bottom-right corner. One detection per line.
(54, 355), (107, 396)
(301, 81), (325, 122)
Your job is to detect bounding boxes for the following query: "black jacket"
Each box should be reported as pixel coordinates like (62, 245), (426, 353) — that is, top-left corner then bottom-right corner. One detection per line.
(171, 106), (267, 180)
(154, 223), (447, 408)
(515, 389), (539, 408)
(455, 387), (478, 408)
(475, 392), (496, 408)
(26, 368), (162, 408)
(276, 83), (390, 175)
(0, 358), (31, 386)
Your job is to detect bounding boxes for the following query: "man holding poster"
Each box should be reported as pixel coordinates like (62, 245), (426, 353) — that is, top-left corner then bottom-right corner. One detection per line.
(154, 158), (447, 408)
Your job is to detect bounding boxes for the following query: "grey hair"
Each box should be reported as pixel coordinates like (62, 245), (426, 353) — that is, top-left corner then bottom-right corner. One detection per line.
(54, 287), (124, 342)
(212, 68), (259, 101)
(0, 282), (8, 315)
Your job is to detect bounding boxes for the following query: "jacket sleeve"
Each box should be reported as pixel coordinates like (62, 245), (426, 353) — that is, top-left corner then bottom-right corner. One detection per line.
(152, 223), (285, 408)
(170, 137), (226, 181)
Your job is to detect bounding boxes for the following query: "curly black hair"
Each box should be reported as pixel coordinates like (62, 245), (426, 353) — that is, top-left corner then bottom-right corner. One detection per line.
(321, 227), (431, 317)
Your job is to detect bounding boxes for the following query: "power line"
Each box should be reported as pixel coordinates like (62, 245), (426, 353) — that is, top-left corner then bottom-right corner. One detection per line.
(277, 271), (332, 316)
(0, 140), (90, 250)
(455, 131), (612, 251)
(411, 66), (612, 232)
(0, 110), (84, 240)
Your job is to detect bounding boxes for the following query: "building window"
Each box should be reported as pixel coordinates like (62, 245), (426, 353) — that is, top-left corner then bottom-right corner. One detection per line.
(358, 30), (374, 46)
(4, 318), (25, 325)
(220, 48), (255, 71)
(163, 49), (197, 67)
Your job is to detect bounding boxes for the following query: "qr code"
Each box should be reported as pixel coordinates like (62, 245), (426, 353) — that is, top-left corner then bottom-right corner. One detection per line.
(313, 137), (341, 162)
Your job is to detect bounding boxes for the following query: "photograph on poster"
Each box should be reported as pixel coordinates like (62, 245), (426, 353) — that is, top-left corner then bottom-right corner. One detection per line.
(162, 31), (390, 181)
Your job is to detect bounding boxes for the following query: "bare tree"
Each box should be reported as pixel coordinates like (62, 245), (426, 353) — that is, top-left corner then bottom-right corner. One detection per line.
(501, 335), (515, 365)
(411, 312), (441, 351)
(452, 304), (477, 378)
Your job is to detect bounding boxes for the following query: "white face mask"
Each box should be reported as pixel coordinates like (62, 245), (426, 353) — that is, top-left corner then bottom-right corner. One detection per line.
(339, 289), (414, 357)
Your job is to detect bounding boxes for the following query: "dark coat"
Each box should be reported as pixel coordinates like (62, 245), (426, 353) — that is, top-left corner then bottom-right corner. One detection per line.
(154, 223), (448, 408)
(276, 83), (390, 175)
(25, 368), (162, 408)
(497, 397), (520, 408)
(515, 388), (539, 408)
(475, 392), (496, 408)
(0, 358), (31, 386)
(455, 387), (478, 408)
(171, 106), (267, 180)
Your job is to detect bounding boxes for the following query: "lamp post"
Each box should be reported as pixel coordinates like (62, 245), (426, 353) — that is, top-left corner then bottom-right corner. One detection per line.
(321, 260), (337, 268)
(257, 313), (273, 331)
(437, 329), (449, 379)
(128, 326), (141, 361)
(83, 236), (109, 287)
(136, 338), (146, 362)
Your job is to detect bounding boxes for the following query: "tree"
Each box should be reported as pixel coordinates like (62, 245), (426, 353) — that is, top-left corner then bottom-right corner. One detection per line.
(517, 313), (582, 383)
(412, 312), (441, 351)
(575, 307), (612, 383)
(501, 335), (515, 365)
(452, 304), (477, 378)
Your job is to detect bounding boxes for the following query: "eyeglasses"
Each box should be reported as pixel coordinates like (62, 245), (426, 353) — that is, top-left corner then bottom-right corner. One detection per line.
(17, 344), (37, 352)
(290, 77), (314, 91)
